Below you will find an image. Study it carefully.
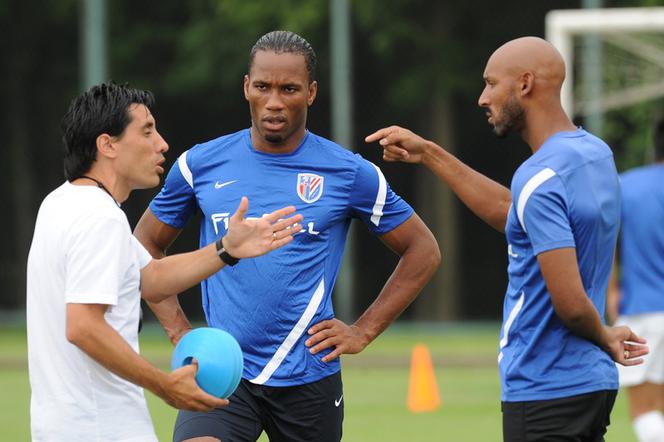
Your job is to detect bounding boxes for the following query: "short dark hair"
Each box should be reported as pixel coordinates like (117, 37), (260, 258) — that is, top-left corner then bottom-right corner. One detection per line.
(61, 82), (154, 180)
(655, 118), (664, 161)
(248, 31), (317, 83)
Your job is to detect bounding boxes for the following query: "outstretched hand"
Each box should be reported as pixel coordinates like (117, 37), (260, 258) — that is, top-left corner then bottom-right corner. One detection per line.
(223, 197), (303, 258)
(365, 125), (431, 164)
(604, 325), (649, 366)
(305, 319), (370, 363)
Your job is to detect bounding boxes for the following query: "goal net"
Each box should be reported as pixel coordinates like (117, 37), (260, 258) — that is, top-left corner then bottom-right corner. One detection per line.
(546, 7), (664, 168)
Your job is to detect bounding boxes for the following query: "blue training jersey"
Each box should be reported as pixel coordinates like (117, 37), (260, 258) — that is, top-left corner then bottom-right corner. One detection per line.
(150, 129), (413, 386)
(501, 129), (620, 402)
(619, 164), (664, 315)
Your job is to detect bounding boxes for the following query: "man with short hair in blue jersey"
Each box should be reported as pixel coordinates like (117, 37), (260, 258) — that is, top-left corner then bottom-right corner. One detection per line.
(367, 36), (649, 441)
(606, 119), (664, 442)
(134, 31), (440, 442)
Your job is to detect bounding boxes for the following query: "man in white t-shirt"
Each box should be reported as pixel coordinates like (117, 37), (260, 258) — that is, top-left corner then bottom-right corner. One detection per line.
(26, 83), (302, 442)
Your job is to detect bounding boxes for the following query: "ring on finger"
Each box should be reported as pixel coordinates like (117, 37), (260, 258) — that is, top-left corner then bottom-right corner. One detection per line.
(272, 232), (277, 241)
(624, 350), (630, 359)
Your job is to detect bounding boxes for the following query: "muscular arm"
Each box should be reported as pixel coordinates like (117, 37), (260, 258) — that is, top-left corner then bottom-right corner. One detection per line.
(419, 141), (512, 232)
(538, 247), (647, 366)
(306, 214), (441, 361)
(354, 214), (440, 341)
(140, 243), (227, 302)
(66, 303), (227, 410)
(134, 209), (192, 345)
(366, 126), (512, 232)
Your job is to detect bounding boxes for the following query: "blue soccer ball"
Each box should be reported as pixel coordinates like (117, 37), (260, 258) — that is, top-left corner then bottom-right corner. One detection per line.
(171, 327), (244, 398)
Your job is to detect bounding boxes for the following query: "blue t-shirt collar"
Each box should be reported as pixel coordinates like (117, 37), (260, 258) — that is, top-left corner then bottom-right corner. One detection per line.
(244, 128), (310, 157)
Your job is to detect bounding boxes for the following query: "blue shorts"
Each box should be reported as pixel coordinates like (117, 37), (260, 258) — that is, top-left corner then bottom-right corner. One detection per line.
(173, 371), (343, 442)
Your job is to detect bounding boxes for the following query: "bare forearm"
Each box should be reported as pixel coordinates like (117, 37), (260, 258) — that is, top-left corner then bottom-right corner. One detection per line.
(553, 298), (609, 350)
(147, 296), (192, 345)
(67, 310), (167, 398)
(141, 243), (224, 302)
(538, 248), (610, 351)
(133, 212), (194, 343)
(422, 141), (511, 232)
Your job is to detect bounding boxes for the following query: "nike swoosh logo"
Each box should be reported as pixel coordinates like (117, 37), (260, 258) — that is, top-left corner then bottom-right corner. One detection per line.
(214, 180), (238, 189)
(334, 395), (343, 407)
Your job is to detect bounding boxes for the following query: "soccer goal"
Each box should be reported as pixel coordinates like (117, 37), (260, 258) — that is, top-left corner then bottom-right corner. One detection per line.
(546, 7), (664, 119)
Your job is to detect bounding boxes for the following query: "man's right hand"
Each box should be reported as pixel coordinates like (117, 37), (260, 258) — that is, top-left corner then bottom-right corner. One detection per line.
(169, 326), (192, 346)
(158, 361), (229, 411)
(365, 125), (433, 164)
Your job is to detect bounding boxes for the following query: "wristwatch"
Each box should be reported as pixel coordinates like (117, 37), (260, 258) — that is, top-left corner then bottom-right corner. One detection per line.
(215, 237), (240, 266)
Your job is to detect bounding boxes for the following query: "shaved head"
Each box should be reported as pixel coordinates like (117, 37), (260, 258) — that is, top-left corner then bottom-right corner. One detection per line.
(486, 37), (566, 93)
(478, 36), (576, 149)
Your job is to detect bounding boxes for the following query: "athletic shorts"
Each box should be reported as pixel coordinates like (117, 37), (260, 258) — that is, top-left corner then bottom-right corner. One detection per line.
(173, 371), (343, 442)
(501, 390), (617, 442)
(616, 312), (664, 387)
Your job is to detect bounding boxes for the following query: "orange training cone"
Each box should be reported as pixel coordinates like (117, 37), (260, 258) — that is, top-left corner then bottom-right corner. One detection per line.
(407, 343), (441, 413)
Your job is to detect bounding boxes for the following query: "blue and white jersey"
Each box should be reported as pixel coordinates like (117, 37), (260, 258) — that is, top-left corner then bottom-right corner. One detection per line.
(150, 129), (413, 386)
(500, 129), (620, 402)
(619, 164), (664, 315)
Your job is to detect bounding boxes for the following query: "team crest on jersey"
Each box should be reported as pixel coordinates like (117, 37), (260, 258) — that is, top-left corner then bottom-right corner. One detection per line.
(297, 173), (324, 203)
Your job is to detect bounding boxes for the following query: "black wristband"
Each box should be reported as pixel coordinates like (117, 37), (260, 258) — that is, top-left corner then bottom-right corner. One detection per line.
(215, 237), (240, 266)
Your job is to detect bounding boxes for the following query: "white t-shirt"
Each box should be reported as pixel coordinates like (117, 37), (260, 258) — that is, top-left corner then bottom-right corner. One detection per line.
(27, 182), (158, 442)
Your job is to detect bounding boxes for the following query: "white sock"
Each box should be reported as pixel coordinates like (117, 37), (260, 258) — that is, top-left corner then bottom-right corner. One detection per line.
(634, 411), (664, 442)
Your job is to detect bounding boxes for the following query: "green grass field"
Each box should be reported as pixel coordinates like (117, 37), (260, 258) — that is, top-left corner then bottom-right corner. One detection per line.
(1, 323), (637, 441)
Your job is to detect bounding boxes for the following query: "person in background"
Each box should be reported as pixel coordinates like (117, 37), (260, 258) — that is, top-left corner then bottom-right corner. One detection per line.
(607, 118), (664, 442)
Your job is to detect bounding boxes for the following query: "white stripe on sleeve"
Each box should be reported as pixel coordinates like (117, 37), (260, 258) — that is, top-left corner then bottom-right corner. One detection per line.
(249, 278), (326, 385)
(370, 163), (387, 226)
(516, 168), (556, 233)
(177, 151), (194, 189)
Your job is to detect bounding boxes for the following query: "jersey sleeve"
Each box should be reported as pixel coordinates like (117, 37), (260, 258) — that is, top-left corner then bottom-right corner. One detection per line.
(149, 151), (198, 229)
(131, 235), (153, 269)
(64, 216), (130, 305)
(518, 173), (575, 255)
(349, 156), (413, 235)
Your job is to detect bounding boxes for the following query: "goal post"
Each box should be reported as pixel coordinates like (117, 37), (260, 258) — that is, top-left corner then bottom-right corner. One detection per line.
(546, 7), (664, 118)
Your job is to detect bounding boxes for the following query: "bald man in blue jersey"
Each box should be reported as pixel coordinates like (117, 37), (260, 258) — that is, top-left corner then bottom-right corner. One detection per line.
(367, 36), (649, 441)
(134, 31), (439, 442)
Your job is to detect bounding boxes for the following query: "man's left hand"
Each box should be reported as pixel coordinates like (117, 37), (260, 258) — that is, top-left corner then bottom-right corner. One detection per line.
(604, 325), (649, 366)
(305, 319), (370, 363)
(224, 197), (302, 258)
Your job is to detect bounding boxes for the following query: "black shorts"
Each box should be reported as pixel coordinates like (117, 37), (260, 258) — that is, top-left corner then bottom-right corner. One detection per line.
(501, 390), (617, 442)
(173, 371), (343, 442)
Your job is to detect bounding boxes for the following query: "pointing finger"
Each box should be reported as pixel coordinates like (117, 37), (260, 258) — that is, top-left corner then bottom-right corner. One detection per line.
(365, 126), (401, 143)
(365, 127), (391, 143)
